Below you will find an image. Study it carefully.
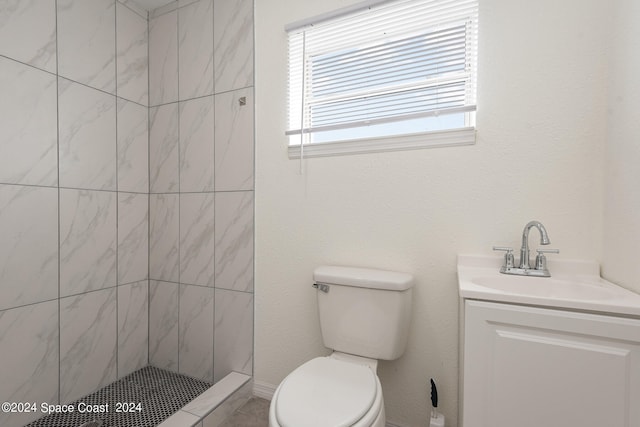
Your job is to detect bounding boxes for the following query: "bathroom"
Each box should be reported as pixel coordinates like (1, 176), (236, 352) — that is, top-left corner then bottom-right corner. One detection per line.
(1, 0), (638, 426)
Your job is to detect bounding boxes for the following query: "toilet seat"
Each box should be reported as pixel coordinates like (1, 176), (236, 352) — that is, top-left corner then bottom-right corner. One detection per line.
(271, 357), (384, 427)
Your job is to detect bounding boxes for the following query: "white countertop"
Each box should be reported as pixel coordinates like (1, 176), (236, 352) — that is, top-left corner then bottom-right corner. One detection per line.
(458, 254), (640, 317)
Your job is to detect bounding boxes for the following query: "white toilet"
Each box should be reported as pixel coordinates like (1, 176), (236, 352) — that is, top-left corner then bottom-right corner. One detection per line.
(269, 265), (414, 427)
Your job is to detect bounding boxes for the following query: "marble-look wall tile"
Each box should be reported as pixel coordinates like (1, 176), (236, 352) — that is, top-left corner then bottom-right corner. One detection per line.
(118, 193), (149, 285)
(180, 96), (215, 192)
(149, 10), (178, 106)
(179, 284), (214, 382)
(178, 0), (214, 100)
(214, 289), (253, 382)
(59, 78), (117, 191)
(180, 193), (215, 286)
(149, 194), (180, 282)
(117, 99), (149, 193)
(60, 189), (117, 297)
(149, 1), (178, 20)
(0, 301), (59, 427)
(60, 288), (117, 403)
(215, 88), (254, 191)
(57, 0), (116, 93)
(215, 192), (254, 292)
(116, 2), (149, 105)
(0, 185), (58, 311)
(117, 0), (147, 19)
(150, 103), (180, 193)
(0, 1), (57, 73)
(118, 280), (149, 378)
(214, 0), (253, 93)
(178, 0), (200, 9)
(0, 57), (57, 187)
(149, 280), (179, 372)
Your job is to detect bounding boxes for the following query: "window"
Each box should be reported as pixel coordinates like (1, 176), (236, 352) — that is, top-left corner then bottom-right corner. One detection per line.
(286, 0), (478, 158)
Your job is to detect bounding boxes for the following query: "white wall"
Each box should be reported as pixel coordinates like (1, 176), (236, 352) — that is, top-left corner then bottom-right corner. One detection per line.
(255, 0), (610, 425)
(602, 0), (640, 293)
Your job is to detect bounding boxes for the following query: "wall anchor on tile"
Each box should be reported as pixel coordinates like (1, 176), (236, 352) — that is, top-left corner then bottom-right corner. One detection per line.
(239, 96), (246, 106)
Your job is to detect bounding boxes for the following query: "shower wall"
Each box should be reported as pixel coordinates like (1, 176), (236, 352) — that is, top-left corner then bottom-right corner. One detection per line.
(1, 1), (253, 424)
(0, 1), (149, 426)
(147, 0), (254, 384)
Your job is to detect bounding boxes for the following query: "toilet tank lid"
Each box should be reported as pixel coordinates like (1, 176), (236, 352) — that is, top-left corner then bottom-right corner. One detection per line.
(314, 265), (414, 291)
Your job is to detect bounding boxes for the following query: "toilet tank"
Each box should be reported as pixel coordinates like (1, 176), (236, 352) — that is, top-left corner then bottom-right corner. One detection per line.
(313, 266), (414, 360)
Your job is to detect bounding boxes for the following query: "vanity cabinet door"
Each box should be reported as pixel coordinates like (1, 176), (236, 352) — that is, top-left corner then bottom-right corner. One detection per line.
(461, 300), (640, 427)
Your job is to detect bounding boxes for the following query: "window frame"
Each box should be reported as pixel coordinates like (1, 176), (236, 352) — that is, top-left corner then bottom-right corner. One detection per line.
(285, 0), (478, 159)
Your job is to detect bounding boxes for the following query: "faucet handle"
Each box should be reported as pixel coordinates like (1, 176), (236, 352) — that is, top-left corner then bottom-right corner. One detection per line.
(536, 248), (559, 254)
(493, 246), (515, 268)
(535, 248), (559, 271)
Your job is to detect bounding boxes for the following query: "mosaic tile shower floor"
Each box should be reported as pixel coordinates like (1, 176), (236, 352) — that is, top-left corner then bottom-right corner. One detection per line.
(26, 366), (213, 427)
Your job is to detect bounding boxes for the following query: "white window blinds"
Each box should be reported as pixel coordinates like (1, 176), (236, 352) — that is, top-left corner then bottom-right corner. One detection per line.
(286, 0), (478, 152)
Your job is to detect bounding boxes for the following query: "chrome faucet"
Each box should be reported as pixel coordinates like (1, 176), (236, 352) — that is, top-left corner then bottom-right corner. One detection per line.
(520, 220), (550, 269)
(493, 220), (559, 277)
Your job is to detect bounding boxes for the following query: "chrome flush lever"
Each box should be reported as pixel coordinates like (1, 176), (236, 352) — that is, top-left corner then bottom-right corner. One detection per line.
(312, 283), (330, 293)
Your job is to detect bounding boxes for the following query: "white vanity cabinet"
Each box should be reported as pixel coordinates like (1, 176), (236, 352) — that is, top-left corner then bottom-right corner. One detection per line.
(461, 300), (640, 427)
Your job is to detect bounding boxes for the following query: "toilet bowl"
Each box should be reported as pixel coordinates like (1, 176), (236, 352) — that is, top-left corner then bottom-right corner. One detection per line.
(269, 354), (385, 427)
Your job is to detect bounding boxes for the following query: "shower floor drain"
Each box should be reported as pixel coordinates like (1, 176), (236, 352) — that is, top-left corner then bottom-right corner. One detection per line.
(26, 366), (212, 427)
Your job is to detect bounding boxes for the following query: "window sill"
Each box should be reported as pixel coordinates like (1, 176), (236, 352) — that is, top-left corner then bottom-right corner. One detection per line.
(288, 127), (476, 159)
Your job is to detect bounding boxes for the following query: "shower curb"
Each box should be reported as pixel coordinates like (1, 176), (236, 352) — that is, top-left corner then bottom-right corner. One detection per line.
(158, 372), (252, 427)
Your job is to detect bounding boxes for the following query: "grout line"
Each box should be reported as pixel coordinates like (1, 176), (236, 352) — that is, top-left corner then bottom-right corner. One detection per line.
(251, 0), (257, 382)
(0, 181), (252, 195)
(147, 0), (152, 370)
(0, 181), (58, 190)
(56, 73), (140, 105)
(115, 0), (120, 381)
(212, 0), (217, 377)
(212, 0), (217, 323)
(54, 0), (61, 406)
(55, 186), (117, 193)
(176, 2), (182, 376)
(0, 37), (143, 106)
(0, 53), (57, 77)
(117, 0), (148, 21)
(0, 181), (134, 193)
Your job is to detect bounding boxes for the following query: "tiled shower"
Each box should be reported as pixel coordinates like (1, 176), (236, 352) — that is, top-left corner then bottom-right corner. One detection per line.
(0, 0), (254, 426)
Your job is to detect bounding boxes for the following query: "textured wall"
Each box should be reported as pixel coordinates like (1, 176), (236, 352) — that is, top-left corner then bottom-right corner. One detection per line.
(147, 0), (255, 384)
(602, 0), (640, 293)
(254, 0), (610, 426)
(0, 1), (149, 426)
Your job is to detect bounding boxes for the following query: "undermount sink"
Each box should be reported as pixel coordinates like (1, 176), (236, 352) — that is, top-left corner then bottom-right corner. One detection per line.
(458, 255), (640, 316)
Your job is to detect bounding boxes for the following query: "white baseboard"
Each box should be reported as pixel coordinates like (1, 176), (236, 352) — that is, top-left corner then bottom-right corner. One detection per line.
(252, 380), (277, 400)
(251, 380), (405, 427)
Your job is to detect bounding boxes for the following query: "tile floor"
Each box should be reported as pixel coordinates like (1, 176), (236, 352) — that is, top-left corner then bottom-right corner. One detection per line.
(219, 397), (270, 427)
(26, 366), (213, 427)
